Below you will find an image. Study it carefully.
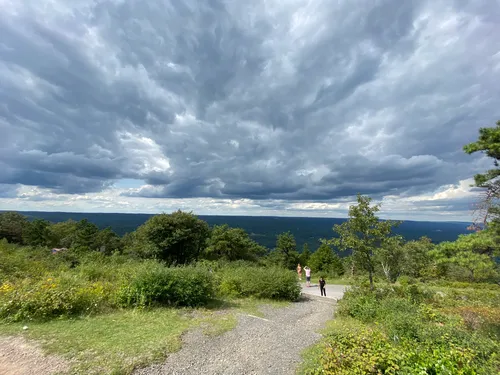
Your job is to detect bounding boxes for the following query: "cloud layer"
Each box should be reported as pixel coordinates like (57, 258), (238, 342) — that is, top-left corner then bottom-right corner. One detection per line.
(1, 0), (499, 219)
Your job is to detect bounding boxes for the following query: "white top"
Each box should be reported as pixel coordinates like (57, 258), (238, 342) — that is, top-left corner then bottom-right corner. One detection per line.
(305, 268), (311, 277)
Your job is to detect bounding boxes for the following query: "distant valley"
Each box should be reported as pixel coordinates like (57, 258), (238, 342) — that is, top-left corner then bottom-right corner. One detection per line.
(10, 211), (473, 250)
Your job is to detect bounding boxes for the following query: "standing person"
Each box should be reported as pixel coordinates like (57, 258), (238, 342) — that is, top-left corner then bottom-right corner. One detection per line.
(319, 277), (326, 296)
(304, 266), (311, 287)
(297, 263), (302, 280)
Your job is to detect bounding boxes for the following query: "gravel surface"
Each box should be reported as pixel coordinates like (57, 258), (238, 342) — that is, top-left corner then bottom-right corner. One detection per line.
(134, 296), (337, 375)
(0, 336), (71, 375)
(300, 283), (348, 300)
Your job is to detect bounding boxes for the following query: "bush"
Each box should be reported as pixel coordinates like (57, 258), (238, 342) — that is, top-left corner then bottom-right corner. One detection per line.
(432, 286), (500, 308)
(0, 275), (113, 321)
(216, 266), (301, 301)
(0, 241), (73, 282)
(302, 318), (499, 375)
(337, 288), (379, 322)
(302, 283), (500, 375)
(117, 264), (215, 308)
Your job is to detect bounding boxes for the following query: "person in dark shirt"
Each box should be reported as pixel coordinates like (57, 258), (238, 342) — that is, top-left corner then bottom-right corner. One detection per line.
(319, 277), (326, 296)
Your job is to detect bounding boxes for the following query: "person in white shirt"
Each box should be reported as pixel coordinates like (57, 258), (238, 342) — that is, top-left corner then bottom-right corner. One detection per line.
(304, 266), (311, 287)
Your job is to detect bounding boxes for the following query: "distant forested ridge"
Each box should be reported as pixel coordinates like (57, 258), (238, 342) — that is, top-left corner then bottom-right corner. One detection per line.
(7, 211), (472, 250)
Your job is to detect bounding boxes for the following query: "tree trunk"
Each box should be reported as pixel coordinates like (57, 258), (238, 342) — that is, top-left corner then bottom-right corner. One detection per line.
(369, 270), (374, 290)
(381, 262), (391, 282)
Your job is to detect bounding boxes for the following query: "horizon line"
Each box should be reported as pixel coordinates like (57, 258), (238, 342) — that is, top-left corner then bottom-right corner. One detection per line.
(1, 209), (473, 224)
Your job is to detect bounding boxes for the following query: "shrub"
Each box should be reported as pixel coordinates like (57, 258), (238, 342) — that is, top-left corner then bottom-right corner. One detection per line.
(303, 318), (499, 375)
(0, 275), (113, 321)
(337, 288), (379, 322)
(117, 264), (215, 308)
(216, 266), (301, 301)
(0, 241), (73, 282)
(303, 283), (500, 375)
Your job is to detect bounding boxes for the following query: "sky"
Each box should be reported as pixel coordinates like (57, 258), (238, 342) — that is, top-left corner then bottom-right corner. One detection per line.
(0, 0), (499, 222)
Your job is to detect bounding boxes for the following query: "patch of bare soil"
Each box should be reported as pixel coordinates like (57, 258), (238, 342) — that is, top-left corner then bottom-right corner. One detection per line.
(0, 336), (70, 375)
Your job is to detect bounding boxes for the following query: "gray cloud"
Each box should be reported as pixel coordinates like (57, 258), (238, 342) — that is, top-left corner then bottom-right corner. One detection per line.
(0, 0), (499, 204)
(0, 184), (19, 199)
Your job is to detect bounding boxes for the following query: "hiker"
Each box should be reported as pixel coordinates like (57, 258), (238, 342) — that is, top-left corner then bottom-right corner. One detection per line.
(319, 277), (326, 296)
(304, 266), (311, 287)
(297, 263), (302, 280)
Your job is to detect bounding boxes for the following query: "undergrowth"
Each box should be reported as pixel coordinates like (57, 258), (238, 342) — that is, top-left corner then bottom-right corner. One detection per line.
(299, 283), (500, 375)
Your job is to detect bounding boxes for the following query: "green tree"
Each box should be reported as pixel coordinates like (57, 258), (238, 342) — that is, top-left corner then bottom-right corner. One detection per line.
(49, 219), (78, 248)
(463, 120), (500, 226)
(429, 241), (455, 278)
(434, 236), (497, 281)
(23, 218), (53, 247)
(327, 194), (400, 289)
(204, 224), (266, 261)
(73, 219), (99, 251)
(375, 235), (405, 283)
(0, 212), (29, 244)
(134, 210), (210, 264)
(309, 243), (344, 276)
(450, 251), (496, 281)
(94, 227), (123, 255)
(453, 231), (499, 257)
(273, 231), (300, 269)
(402, 237), (434, 279)
(342, 255), (356, 278)
(299, 243), (311, 266)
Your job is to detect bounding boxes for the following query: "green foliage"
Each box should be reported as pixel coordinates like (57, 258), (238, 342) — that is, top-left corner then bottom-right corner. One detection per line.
(117, 264), (215, 308)
(300, 243), (311, 266)
(73, 219), (100, 251)
(433, 234), (498, 282)
(131, 210), (210, 264)
(93, 227), (123, 254)
(454, 231), (499, 256)
(309, 243), (344, 277)
(463, 120), (500, 227)
(216, 265), (301, 301)
(463, 120), (500, 188)
(0, 276), (112, 322)
(0, 240), (71, 281)
(302, 284), (500, 375)
(401, 236), (435, 279)
(23, 218), (54, 247)
(301, 318), (499, 375)
(204, 224), (266, 261)
(271, 231), (300, 270)
(0, 211), (29, 244)
(327, 194), (400, 288)
(50, 219), (78, 248)
(375, 236), (405, 283)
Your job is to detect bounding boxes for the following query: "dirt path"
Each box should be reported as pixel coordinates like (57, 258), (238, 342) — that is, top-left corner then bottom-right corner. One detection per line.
(134, 296), (337, 375)
(0, 336), (70, 375)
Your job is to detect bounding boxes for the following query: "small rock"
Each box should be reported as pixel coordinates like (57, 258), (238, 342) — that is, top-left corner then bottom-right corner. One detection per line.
(22, 326), (28, 330)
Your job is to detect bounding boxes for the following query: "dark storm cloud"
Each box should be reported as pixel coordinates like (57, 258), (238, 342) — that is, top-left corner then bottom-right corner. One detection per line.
(1, 0), (499, 203)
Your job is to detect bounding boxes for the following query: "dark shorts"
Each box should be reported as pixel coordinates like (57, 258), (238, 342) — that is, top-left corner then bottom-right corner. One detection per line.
(306, 276), (311, 282)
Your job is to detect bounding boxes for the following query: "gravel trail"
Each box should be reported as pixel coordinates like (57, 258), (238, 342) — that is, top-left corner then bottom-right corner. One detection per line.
(134, 296), (336, 375)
